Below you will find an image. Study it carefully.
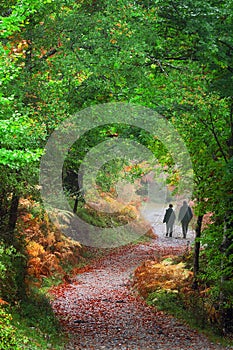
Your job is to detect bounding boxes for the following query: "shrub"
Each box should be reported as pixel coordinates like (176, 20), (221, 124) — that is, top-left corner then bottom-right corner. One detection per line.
(0, 242), (26, 302)
(0, 307), (29, 349)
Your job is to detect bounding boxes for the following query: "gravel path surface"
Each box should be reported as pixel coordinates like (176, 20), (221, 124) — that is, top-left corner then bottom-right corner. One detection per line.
(51, 205), (233, 349)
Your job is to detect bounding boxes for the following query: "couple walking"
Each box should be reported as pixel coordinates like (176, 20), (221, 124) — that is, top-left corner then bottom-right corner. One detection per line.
(163, 201), (193, 238)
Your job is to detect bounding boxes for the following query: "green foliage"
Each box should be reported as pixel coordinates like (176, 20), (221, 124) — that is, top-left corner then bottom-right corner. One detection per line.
(147, 290), (182, 314)
(0, 242), (26, 302)
(147, 289), (211, 332)
(0, 0), (233, 335)
(15, 291), (62, 338)
(0, 291), (65, 350)
(0, 307), (29, 349)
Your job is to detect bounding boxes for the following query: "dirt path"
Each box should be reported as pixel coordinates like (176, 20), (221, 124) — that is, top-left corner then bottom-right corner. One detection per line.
(51, 206), (232, 349)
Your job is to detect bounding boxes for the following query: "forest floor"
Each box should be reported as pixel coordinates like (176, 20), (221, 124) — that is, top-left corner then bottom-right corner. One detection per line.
(50, 204), (233, 350)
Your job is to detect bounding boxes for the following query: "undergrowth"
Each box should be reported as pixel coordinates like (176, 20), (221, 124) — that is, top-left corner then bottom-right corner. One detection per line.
(147, 289), (206, 328)
(1, 290), (66, 349)
(146, 282), (233, 347)
(0, 197), (151, 350)
(1, 244), (107, 350)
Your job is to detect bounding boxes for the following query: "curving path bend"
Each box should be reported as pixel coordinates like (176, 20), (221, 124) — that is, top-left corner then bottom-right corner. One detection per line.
(51, 206), (233, 350)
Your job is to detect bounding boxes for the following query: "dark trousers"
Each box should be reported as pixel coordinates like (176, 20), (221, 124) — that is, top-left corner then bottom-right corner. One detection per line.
(166, 223), (174, 237)
(181, 221), (189, 238)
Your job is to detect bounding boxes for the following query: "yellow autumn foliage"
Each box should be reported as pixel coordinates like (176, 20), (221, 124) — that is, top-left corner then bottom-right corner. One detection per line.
(26, 241), (45, 257)
(133, 259), (193, 298)
(18, 200), (83, 285)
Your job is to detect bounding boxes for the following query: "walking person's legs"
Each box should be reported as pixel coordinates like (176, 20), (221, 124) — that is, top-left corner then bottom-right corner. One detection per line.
(169, 224), (173, 237)
(166, 223), (169, 236)
(182, 222), (188, 238)
(166, 224), (173, 237)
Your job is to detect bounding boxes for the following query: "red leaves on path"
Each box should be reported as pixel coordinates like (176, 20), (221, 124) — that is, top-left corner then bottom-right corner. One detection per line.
(51, 239), (230, 349)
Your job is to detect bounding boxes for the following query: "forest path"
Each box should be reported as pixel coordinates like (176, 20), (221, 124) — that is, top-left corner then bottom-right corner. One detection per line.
(51, 204), (230, 350)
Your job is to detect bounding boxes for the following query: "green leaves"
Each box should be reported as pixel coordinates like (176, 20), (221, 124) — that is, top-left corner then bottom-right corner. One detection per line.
(0, 148), (43, 168)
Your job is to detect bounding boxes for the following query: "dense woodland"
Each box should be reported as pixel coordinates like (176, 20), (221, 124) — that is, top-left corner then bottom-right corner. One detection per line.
(0, 0), (233, 348)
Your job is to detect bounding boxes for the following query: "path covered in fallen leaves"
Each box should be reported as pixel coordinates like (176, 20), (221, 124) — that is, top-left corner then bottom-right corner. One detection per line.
(51, 207), (232, 350)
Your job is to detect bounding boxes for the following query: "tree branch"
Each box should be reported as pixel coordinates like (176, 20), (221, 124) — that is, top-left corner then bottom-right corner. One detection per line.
(227, 98), (233, 157)
(199, 115), (228, 163)
(218, 39), (233, 52)
(209, 115), (228, 163)
(40, 48), (58, 60)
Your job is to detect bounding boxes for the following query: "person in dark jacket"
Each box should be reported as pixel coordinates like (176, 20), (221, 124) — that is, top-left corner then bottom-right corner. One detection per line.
(163, 204), (176, 237)
(178, 201), (193, 238)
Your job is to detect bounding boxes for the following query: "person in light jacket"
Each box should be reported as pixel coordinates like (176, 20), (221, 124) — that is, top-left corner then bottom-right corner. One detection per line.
(163, 204), (176, 237)
(178, 201), (193, 238)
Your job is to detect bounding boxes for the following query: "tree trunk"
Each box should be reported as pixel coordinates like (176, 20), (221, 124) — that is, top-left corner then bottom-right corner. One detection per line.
(8, 193), (20, 245)
(73, 197), (78, 213)
(192, 214), (203, 288)
(0, 194), (7, 234)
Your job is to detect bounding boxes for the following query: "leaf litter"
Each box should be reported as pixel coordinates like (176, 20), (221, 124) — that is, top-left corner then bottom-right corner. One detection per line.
(51, 230), (233, 350)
